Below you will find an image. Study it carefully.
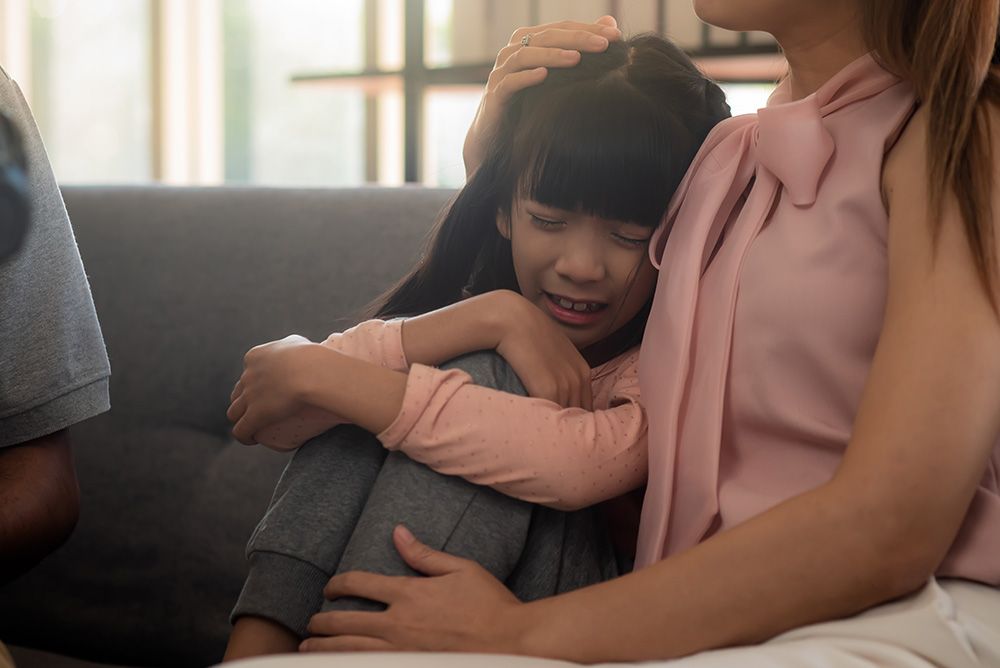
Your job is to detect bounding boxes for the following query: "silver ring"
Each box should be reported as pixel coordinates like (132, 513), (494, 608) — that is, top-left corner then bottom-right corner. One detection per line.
(520, 33), (533, 47)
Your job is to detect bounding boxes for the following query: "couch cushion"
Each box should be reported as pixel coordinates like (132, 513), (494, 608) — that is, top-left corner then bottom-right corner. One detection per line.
(0, 186), (455, 667)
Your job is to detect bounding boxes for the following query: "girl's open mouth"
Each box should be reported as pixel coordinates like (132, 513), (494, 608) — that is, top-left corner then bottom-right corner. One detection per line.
(543, 292), (608, 326)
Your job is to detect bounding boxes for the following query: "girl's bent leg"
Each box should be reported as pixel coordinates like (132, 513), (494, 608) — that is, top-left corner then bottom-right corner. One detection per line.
(223, 617), (299, 662)
(229, 425), (389, 644)
(322, 351), (617, 614)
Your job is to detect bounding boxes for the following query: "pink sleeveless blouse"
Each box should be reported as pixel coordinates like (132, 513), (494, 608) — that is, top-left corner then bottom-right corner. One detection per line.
(636, 53), (1000, 583)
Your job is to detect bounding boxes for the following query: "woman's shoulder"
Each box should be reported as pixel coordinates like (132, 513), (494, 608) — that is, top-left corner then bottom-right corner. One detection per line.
(881, 104), (927, 201)
(883, 100), (1000, 218)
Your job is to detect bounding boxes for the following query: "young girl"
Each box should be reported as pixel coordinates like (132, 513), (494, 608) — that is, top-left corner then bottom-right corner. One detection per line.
(223, 34), (730, 660)
(275, 5), (1000, 667)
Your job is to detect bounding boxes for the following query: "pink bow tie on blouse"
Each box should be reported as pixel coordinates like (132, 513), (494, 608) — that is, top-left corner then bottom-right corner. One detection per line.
(635, 54), (901, 569)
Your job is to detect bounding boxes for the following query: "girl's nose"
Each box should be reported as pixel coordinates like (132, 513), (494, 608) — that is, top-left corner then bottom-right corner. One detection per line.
(554, 242), (607, 283)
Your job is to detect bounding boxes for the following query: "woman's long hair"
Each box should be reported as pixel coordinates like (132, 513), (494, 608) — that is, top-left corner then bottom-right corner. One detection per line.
(367, 35), (730, 359)
(863, 1), (1000, 311)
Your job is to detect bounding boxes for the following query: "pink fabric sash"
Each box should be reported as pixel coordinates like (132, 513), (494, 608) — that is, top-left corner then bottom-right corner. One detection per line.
(636, 54), (901, 568)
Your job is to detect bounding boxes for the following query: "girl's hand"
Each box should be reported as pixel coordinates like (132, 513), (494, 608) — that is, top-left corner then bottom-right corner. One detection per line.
(301, 525), (527, 654)
(463, 16), (621, 176)
(496, 291), (593, 410)
(227, 335), (320, 445)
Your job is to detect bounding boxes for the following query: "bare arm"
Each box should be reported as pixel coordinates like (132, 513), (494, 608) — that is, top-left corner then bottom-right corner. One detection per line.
(402, 290), (593, 409)
(464, 18), (620, 177)
(398, 291), (518, 366)
(305, 107), (1000, 661)
(0, 430), (80, 584)
(230, 289), (596, 445)
(512, 111), (1000, 661)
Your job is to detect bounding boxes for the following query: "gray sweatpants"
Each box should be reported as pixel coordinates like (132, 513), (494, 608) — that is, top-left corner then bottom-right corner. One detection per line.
(231, 352), (618, 638)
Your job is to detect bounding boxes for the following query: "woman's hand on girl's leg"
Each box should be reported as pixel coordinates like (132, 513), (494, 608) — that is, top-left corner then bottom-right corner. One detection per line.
(464, 16), (621, 177)
(300, 525), (528, 655)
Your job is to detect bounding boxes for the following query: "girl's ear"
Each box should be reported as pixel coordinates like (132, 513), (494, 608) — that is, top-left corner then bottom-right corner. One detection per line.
(495, 213), (512, 240)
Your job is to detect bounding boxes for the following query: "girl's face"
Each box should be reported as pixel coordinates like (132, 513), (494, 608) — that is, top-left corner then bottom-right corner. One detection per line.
(500, 198), (658, 351)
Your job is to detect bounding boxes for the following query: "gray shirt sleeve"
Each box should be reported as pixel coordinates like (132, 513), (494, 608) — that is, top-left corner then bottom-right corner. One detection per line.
(0, 66), (110, 447)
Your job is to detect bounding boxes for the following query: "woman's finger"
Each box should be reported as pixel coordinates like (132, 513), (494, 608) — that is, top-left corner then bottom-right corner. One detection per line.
(494, 44), (580, 73)
(324, 570), (407, 604)
(518, 26), (615, 53)
(490, 67), (549, 100)
(306, 610), (390, 639)
(230, 379), (243, 402)
(509, 20), (620, 47)
(394, 524), (473, 577)
(300, 635), (394, 653)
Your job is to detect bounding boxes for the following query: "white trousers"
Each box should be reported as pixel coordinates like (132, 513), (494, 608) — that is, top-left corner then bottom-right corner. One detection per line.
(222, 579), (1000, 668)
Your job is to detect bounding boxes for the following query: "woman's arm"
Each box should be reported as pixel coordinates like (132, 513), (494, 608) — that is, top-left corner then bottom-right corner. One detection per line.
(463, 17), (620, 177)
(301, 106), (1000, 662)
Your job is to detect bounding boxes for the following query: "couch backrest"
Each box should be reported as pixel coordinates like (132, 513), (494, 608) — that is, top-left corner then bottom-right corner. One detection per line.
(0, 186), (455, 667)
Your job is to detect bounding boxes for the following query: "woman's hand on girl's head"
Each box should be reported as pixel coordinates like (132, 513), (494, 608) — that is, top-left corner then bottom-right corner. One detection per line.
(463, 15), (621, 177)
(301, 525), (528, 655)
(495, 290), (593, 411)
(227, 335), (320, 445)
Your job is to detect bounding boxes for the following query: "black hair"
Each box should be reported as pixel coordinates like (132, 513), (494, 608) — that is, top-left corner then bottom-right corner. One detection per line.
(369, 34), (731, 362)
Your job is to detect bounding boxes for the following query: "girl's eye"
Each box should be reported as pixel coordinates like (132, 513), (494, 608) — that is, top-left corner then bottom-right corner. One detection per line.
(612, 233), (651, 248)
(530, 215), (564, 229)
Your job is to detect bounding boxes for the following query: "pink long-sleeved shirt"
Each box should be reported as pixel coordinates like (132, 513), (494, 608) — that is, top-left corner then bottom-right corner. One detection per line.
(255, 319), (647, 511)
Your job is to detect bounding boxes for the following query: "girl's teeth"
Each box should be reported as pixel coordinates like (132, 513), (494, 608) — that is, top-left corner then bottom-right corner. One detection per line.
(554, 295), (599, 313)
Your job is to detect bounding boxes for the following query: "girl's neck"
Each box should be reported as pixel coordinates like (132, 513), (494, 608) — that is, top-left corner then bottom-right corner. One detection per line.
(774, 12), (869, 101)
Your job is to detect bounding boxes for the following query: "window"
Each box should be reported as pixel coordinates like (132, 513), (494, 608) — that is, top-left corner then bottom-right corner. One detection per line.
(0, 0), (778, 187)
(23, 0), (152, 183)
(221, 0), (368, 186)
(720, 83), (775, 116)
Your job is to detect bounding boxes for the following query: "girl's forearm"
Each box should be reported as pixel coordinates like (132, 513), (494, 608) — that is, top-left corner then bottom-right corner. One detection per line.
(400, 290), (521, 366)
(515, 480), (926, 663)
(302, 346), (408, 436)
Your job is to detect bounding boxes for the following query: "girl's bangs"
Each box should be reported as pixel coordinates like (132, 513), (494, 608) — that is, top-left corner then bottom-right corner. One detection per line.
(514, 82), (682, 228)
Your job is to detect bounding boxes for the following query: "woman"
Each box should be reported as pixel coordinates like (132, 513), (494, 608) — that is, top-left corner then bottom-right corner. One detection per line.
(237, 2), (1000, 666)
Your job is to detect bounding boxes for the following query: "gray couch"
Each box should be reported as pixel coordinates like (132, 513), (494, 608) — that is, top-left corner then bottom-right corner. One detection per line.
(0, 186), (455, 668)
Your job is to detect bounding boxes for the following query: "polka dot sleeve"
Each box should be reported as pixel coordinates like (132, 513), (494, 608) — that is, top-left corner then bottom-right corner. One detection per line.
(319, 318), (408, 370)
(376, 352), (648, 511)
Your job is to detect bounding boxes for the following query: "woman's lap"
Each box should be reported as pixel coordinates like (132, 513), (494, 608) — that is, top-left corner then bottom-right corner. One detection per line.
(658, 578), (1000, 668)
(220, 579), (1000, 668)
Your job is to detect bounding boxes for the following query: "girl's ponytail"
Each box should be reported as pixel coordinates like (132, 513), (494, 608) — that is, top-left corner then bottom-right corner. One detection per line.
(864, 0), (1000, 311)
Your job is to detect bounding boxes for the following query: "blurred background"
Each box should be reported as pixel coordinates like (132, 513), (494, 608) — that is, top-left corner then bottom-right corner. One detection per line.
(0, 0), (782, 188)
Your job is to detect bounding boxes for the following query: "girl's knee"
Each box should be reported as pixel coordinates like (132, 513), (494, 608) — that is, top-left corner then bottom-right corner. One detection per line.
(439, 351), (526, 395)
